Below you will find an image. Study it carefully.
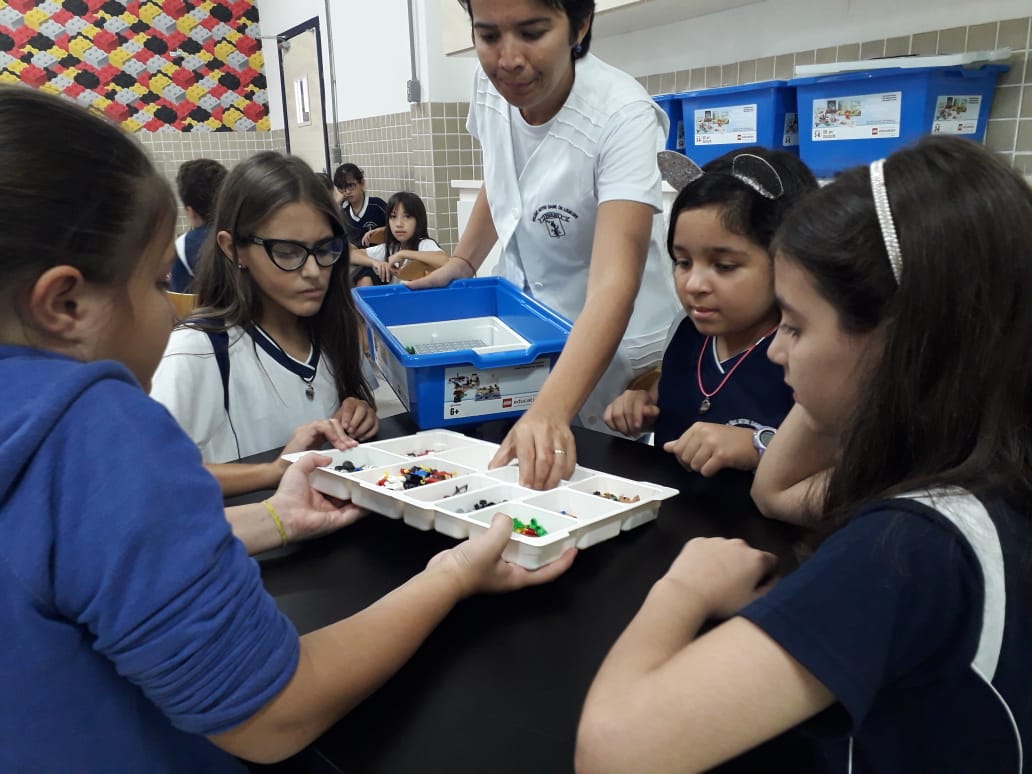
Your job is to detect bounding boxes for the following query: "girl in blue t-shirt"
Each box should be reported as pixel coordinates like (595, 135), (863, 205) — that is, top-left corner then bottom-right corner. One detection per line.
(603, 147), (817, 477)
(578, 136), (1031, 772)
(0, 86), (574, 773)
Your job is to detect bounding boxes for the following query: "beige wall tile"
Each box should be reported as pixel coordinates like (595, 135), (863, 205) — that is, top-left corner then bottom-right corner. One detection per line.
(860, 39), (885, 60)
(1017, 119), (1032, 152)
(815, 46), (837, 65)
(674, 69), (691, 92)
(706, 65), (722, 87)
(755, 57), (775, 82)
(690, 67), (706, 89)
(985, 119), (1018, 151)
(911, 31), (938, 55)
(722, 62), (739, 86)
(1023, 85), (1032, 118)
(998, 18), (1030, 50)
(1000, 51), (1028, 86)
(773, 54), (793, 80)
(966, 22), (998, 51)
(991, 86), (1023, 119)
(938, 26), (966, 53)
(738, 59), (756, 84)
(836, 43), (860, 62)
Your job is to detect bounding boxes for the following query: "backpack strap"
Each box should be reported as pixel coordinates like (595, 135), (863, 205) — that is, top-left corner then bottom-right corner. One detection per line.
(206, 329), (230, 413)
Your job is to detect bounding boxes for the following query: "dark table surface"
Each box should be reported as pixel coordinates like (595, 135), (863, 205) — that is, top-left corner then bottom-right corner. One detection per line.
(240, 416), (813, 773)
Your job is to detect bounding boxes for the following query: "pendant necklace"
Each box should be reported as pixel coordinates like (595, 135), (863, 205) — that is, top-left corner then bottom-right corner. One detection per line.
(696, 325), (777, 414)
(251, 323), (319, 401)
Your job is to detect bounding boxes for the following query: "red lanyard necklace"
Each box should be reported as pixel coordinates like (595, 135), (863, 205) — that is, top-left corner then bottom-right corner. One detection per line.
(696, 325), (777, 413)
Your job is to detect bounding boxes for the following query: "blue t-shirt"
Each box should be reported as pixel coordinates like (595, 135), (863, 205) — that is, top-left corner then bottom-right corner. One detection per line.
(740, 495), (1030, 772)
(0, 346), (300, 772)
(653, 318), (792, 448)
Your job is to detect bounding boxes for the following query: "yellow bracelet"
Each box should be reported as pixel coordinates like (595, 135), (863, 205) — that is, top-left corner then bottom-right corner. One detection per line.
(262, 499), (289, 547)
(453, 255), (477, 278)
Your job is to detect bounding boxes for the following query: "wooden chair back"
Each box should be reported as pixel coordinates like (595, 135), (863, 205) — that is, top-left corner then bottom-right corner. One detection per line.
(167, 291), (198, 320)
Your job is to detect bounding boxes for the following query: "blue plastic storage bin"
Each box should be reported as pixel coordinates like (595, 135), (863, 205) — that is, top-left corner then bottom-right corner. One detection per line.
(353, 278), (572, 429)
(653, 92), (686, 152)
(789, 64), (1007, 178)
(675, 80), (798, 165)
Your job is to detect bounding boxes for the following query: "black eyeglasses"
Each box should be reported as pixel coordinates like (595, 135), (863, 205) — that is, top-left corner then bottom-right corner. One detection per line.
(244, 235), (346, 272)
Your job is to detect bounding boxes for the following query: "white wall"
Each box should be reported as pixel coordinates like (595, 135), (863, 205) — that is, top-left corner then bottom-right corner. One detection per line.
(415, 0), (478, 103)
(255, 0), (414, 130)
(592, 0), (1032, 75)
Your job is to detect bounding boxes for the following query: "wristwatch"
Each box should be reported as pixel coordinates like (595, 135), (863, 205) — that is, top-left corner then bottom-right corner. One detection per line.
(752, 426), (777, 459)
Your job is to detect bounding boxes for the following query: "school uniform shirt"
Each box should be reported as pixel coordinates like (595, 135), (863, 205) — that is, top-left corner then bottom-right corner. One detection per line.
(467, 53), (680, 432)
(740, 491), (1030, 772)
(653, 316), (792, 449)
(366, 238), (442, 284)
(0, 345), (299, 772)
(342, 194), (388, 247)
(150, 324), (339, 462)
(170, 225), (210, 293)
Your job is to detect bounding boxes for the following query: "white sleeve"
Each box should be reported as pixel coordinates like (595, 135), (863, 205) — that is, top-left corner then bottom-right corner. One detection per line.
(417, 238), (443, 252)
(596, 100), (665, 212)
(149, 328), (228, 459)
(367, 244), (387, 261)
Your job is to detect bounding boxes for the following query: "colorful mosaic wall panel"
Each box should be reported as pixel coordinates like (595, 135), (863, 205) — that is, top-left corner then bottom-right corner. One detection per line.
(0, 0), (269, 132)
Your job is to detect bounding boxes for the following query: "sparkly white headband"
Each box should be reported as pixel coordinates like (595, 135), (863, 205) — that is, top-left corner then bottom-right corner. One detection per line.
(869, 158), (903, 284)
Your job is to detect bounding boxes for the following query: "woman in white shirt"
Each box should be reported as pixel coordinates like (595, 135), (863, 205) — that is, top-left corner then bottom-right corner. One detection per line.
(410, 0), (678, 489)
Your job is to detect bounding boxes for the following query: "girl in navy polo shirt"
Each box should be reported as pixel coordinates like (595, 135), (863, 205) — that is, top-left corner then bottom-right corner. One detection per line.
(579, 136), (1031, 772)
(604, 147), (817, 478)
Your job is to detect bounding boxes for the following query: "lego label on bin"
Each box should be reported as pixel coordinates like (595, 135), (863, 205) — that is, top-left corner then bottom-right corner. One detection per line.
(811, 91), (901, 141)
(443, 358), (550, 420)
(783, 112), (799, 146)
(931, 94), (982, 135)
(694, 103), (757, 146)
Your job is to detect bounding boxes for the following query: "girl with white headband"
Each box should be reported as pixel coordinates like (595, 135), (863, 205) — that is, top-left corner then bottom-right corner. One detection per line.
(577, 135), (1031, 772)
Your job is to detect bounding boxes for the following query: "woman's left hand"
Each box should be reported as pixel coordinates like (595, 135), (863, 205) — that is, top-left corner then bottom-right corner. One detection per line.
(268, 453), (367, 543)
(336, 397), (378, 440)
(663, 423), (758, 477)
(489, 408), (576, 490)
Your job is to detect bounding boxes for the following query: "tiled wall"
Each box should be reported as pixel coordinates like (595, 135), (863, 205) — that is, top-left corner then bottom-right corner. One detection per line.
(332, 102), (482, 252)
(638, 16), (1032, 175)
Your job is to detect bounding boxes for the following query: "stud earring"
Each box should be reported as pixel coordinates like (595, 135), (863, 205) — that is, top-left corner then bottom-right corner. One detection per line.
(573, 43), (583, 56)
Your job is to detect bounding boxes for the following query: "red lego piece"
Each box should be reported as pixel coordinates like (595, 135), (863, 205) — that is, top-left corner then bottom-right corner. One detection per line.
(10, 25), (36, 48)
(97, 64), (120, 83)
(165, 31), (186, 49)
(20, 65), (49, 88)
(163, 0), (187, 16)
(6, 0), (37, 13)
(63, 82), (85, 99)
(171, 68), (194, 88)
(104, 102), (131, 122)
(237, 36), (260, 56)
(242, 100), (264, 122)
(92, 30), (120, 52)
(51, 8), (73, 24)
(145, 116), (164, 131)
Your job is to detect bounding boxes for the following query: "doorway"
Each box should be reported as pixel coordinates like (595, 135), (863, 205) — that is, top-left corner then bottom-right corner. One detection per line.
(277, 17), (331, 175)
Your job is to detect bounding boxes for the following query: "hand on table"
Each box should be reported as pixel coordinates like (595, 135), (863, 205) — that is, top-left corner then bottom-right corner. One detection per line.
(663, 423), (758, 477)
(660, 537), (779, 619)
(427, 513), (576, 598)
(603, 389), (660, 437)
(268, 453), (367, 543)
(336, 397), (379, 440)
(489, 408), (576, 490)
(371, 261), (392, 284)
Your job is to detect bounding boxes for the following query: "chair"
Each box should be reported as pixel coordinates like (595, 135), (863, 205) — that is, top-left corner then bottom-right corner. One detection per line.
(394, 258), (434, 282)
(167, 291), (198, 320)
(366, 227), (386, 245)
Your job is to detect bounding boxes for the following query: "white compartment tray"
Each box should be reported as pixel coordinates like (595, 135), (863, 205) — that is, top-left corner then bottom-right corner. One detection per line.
(283, 430), (678, 569)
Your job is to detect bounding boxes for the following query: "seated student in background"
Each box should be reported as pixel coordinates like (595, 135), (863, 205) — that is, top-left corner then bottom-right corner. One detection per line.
(151, 151), (378, 497)
(350, 191), (449, 286)
(603, 148), (817, 477)
(170, 158), (227, 292)
(0, 86), (575, 773)
(577, 136), (1031, 772)
(333, 161), (387, 249)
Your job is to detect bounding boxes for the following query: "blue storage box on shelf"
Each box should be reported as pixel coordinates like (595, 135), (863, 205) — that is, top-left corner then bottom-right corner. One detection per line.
(789, 64), (1008, 178)
(353, 277), (572, 429)
(653, 92), (685, 152)
(675, 80), (799, 164)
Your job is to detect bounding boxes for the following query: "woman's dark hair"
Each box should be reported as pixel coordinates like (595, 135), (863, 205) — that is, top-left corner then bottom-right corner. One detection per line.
(332, 162), (364, 189)
(191, 151), (373, 407)
(666, 146), (819, 260)
(458, 0), (595, 59)
(0, 85), (176, 313)
(773, 135), (1032, 526)
(383, 191), (436, 256)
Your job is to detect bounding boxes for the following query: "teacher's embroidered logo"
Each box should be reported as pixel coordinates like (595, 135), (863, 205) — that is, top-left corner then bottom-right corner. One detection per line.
(532, 204), (579, 239)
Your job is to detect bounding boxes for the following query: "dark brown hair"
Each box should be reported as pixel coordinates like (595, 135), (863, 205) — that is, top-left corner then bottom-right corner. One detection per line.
(458, 0), (595, 59)
(774, 135), (1032, 526)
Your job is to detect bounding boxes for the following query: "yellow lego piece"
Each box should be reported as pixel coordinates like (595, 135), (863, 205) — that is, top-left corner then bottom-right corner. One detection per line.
(150, 73), (172, 93)
(69, 38), (92, 59)
(109, 48), (132, 68)
(122, 118), (143, 132)
(138, 3), (161, 25)
(256, 116), (271, 132)
(204, 117), (222, 130)
(223, 108), (243, 128)
(0, 72), (20, 85)
(5, 60), (25, 74)
(176, 15), (198, 35)
(248, 53), (265, 71)
(131, 83), (148, 96)
(93, 96), (112, 110)
(213, 41), (235, 62)
(23, 8), (48, 30)
(186, 84), (207, 103)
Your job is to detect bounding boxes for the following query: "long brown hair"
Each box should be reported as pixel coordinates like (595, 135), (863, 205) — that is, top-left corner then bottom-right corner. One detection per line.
(190, 151), (373, 406)
(773, 135), (1032, 530)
